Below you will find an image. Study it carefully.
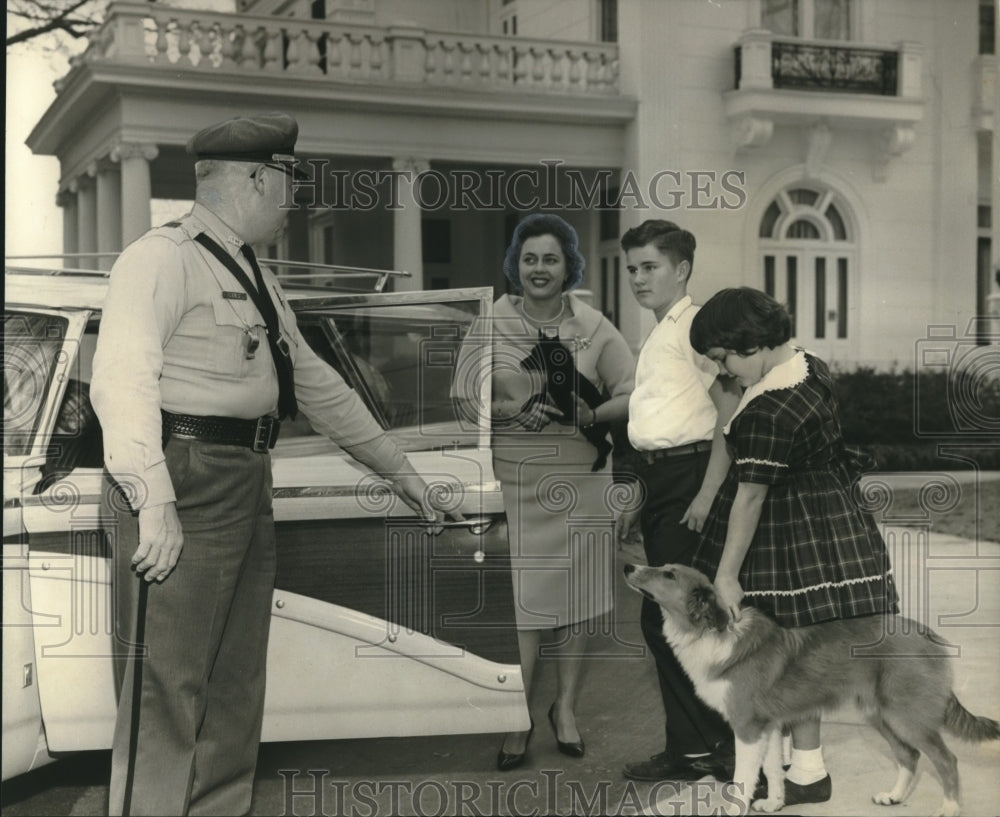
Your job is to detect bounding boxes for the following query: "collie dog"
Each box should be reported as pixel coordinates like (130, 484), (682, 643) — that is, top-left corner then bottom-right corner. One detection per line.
(624, 563), (999, 816)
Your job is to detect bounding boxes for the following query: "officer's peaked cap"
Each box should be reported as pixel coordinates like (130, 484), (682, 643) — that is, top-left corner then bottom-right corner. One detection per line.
(187, 112), (299, 163)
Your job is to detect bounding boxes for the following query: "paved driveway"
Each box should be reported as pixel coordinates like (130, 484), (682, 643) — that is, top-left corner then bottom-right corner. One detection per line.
(3, 479), (998, 816)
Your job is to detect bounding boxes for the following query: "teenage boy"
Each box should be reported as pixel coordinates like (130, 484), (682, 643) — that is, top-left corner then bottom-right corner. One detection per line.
(616, 219), (739, 782)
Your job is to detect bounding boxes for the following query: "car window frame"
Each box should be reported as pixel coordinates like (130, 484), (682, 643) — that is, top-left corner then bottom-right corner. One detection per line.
(3, 308), (91, 461)
(290, 286), (494, 451)
(321, 315), (392, 429)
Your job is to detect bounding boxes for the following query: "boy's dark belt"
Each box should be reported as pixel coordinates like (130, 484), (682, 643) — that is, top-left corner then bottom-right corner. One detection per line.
(161, 410), (280, 452)
(639, 439), (712, 465)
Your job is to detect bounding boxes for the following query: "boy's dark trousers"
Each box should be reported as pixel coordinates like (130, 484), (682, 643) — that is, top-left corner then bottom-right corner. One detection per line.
(638, 449), (733, 756)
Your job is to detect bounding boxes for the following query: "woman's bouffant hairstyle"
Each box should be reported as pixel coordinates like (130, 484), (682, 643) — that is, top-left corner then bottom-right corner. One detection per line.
(690, 287), (792, 354)
(502, 213), (586, 292)
(620, 219), (697, 277)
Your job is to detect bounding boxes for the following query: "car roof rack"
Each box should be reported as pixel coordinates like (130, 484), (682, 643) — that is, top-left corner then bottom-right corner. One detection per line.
(5, 254), (411, 293)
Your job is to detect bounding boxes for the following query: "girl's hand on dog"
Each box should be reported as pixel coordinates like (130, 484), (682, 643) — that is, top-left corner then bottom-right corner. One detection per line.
(714, 573), (745, 623)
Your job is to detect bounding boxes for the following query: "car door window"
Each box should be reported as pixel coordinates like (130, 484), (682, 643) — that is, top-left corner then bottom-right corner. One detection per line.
(4, 312), (74, 456)
(290, 289), (493, 450)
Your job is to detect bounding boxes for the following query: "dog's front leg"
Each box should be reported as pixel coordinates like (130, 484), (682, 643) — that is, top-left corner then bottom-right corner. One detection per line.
(721, 733), (768, 815)
(751, 728), (785, 813)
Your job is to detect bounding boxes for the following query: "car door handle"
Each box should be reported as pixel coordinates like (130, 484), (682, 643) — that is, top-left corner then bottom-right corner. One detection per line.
(416, 516), (495, 536)
(401, 516), (496, 562)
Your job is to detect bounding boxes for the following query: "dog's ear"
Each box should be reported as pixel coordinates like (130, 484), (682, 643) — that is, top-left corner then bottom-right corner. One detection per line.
(688, 584), (730, 632)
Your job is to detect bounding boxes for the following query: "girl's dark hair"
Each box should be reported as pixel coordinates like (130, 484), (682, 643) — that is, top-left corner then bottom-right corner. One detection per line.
(620, 219), (696, 276)
(690, 287), (792, 354)
(502, 213), (586, 292)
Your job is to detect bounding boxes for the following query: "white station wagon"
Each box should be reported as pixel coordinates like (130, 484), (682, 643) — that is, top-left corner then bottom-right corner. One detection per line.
(2, 263), (529, 781)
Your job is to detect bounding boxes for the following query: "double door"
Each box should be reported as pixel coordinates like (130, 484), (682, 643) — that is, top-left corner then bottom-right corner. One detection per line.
(764, 249), (854, 361)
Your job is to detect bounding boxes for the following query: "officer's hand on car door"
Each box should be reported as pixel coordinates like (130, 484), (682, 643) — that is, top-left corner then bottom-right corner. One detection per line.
(135, 502), (184, 582)
(391, 469), (465, 535)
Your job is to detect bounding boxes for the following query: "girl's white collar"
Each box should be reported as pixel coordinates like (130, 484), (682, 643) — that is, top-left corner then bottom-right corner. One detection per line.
(723, 350), (809, 434)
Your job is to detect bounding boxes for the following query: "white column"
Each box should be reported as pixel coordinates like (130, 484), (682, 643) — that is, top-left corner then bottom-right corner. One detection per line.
(992, 66), (1000, 338)
(95, 161), (122, 270)
(111, 142), (159, 245)
(391, 156), (429, 291)
(76, 174), (98, 270)
(57, 188), (79, 267)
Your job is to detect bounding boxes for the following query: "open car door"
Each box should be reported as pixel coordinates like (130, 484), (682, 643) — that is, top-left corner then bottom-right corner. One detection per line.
(264, 286), (527, 740)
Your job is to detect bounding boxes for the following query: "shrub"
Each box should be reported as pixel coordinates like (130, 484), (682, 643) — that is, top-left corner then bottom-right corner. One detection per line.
(831, 364), (1000, 471)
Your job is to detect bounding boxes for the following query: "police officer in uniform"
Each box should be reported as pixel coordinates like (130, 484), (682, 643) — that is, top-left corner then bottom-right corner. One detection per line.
(91, 113), (446, 816)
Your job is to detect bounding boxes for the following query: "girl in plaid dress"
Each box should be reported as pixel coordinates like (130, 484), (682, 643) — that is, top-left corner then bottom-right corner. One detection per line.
(689, 287), (898, 806)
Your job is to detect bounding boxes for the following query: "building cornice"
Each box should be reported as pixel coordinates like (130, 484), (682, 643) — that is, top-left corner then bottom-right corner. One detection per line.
(29, 61), (636, 175)
(30, 61), (635, 148)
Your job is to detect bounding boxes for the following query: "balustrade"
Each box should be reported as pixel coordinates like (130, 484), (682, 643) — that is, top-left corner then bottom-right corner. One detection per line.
(733, 30), (917, 99)
(770, 40), (898, 95)
(80, 2), (618, 95)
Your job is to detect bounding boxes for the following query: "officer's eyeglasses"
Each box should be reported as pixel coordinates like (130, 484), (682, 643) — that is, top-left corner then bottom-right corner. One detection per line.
(263, 163), (296, 179)
(253, 163), (303, 192)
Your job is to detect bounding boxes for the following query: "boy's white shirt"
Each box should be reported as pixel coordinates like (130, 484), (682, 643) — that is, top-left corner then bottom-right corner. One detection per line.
(628, 295), (719, 451)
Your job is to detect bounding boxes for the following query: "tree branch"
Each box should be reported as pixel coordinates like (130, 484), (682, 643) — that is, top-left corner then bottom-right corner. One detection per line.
(6, 19), (96, 46)
(6, 0), (102, 47)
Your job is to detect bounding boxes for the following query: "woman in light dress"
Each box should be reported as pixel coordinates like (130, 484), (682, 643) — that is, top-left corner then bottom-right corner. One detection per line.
(488, 214), (635, 770)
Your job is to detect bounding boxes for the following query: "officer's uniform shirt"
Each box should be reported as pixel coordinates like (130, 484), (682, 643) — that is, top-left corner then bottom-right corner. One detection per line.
(91, 202), (404, 510)
(627, 295), (719, 451)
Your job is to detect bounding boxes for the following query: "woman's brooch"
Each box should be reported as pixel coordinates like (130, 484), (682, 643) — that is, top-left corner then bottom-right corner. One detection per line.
(574, 335), (593, 351)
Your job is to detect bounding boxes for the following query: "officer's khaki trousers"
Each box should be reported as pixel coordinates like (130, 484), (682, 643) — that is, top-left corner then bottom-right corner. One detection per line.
(105, 438), (276, 816)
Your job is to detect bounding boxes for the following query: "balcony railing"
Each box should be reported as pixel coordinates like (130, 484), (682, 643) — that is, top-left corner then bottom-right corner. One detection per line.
(766, 41), (898, 95)
(732, 30), (921, 99)
(72, 1), (619, 95)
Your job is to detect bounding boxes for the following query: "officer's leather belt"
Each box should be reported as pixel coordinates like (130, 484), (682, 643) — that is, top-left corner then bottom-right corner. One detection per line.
(162, 410), (280, 453)
(639, 439), (712, 465)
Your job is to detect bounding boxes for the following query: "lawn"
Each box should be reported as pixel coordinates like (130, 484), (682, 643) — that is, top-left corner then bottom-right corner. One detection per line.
(868, 476), (1000, 543)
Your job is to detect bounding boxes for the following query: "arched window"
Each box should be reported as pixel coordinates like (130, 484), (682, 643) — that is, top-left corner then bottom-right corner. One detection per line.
(759, 185), (856, 353)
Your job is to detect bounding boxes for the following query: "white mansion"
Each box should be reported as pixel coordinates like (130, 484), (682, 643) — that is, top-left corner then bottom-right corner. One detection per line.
(26, 0), (999, 367)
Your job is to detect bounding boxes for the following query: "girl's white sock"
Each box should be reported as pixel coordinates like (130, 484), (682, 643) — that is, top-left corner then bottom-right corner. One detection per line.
(786, 746), (826, 785)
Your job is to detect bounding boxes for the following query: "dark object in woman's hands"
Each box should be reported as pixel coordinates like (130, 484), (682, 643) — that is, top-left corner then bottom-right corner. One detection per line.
(520, 331), (612, 471)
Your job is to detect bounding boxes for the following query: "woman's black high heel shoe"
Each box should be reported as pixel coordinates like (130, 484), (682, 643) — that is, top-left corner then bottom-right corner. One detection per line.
(496, 719), (534, 771)
(548, 703), (585, 758)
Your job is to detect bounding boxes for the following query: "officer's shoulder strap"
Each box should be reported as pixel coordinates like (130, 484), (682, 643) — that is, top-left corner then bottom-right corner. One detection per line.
(143, 218), (195, 246)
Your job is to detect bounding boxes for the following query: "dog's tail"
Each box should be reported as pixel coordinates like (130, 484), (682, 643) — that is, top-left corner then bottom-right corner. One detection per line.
(944, 694), (1000, 742)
